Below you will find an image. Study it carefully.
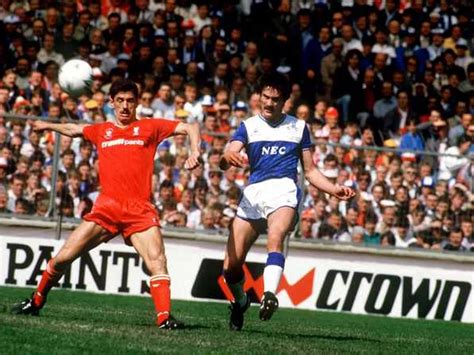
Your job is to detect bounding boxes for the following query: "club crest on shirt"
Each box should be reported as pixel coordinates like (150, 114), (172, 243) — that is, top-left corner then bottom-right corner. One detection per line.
(105, 128), (113, 139)
(133, 127), (140, 136)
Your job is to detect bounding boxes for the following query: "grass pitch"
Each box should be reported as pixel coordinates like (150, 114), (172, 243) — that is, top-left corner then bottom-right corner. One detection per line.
(0, 287), (472, 354)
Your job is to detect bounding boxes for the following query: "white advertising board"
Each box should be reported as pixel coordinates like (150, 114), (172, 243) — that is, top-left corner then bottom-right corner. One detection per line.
(0, 236), (472, 323)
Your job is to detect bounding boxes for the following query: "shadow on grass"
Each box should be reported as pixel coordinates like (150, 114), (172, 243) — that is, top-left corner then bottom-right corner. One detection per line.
(247, 328), (380, 343)
(132, 322), (213, 331)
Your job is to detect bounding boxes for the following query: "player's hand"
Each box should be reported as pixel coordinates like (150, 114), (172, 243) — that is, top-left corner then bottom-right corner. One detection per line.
(333, 184), (356, 200)
(32, 120), (50, 132)
(184, 151), (201, 170)
(221, 151), (246, 169)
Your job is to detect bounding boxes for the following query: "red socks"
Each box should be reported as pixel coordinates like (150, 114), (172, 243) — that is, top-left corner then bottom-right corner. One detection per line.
(150, 274), (171, 325)
(33, 258), (63, 308)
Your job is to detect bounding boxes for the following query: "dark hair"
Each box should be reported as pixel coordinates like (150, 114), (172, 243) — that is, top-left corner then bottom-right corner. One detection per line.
(345, 49), (362, 65)
(365, 211), (378, 224)
(258, 73), (290, 101)
(194, 178), (208, 191)
(109, 78), (139, 99)
(108, 12), (120, 20)
(159, 180), (174, 190)
(109, 67), (126, 79)
(381, 231), (396, 245)
(467, 62), (474, 73)
(450, 227), (464, 237)
(458, 134), (472, 146)
(395, 215), (410, 228)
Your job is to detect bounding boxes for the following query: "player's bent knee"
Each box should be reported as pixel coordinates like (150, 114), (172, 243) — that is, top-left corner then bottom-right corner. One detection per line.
(267, 235), (285, 252)
(146, 253), (167, 272)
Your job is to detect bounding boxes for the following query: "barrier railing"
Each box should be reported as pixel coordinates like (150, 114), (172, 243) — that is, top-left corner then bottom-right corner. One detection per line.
(1, 113), (472, 250)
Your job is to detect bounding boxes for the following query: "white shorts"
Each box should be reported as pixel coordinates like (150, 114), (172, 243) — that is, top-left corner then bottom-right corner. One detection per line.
(236, 178), (300, 221)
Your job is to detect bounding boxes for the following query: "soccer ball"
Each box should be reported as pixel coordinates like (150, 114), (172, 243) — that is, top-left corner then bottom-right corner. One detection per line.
(58, 59), (93, 97)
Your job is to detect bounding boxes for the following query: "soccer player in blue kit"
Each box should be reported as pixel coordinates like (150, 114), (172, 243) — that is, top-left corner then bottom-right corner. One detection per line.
(220, 74), (356, 331)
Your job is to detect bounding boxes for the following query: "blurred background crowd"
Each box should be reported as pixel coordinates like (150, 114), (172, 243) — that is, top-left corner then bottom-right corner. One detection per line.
(0, 0), (473, 252)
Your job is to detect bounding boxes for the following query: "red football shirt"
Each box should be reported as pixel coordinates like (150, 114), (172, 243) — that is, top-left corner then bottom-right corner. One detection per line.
(83, 118), (178, 201)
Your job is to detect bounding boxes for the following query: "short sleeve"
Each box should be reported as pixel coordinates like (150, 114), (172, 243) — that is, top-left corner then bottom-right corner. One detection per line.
(152, 119), (179, 143)
(231, 122), (248, 145)
(82, 124), (100, 145)
(301, 124), (313, 150)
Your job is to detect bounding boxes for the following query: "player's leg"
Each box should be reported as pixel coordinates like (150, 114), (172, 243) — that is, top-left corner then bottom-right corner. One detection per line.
(129, 227), (183, 329)
(11, 221), (110, 315)
(260, 206), (296, 321)
(223, 216), (259, 330)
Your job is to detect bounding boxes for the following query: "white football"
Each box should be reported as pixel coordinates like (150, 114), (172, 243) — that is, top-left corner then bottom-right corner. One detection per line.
(58, 59), (93, 97)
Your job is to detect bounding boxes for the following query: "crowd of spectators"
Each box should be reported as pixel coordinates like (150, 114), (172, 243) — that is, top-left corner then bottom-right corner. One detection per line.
(0, 0), (473, 252)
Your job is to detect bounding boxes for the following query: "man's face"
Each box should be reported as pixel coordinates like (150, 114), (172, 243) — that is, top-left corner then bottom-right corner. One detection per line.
(397, 93), (408, 108)
(245, 67), (258, 82)
(346, 209), (358, 225)
(79, 13), (91, 27)
(111, 91), (137, 125)
(461, 221), (472, 237)
(382, 83), (393, 98)
(16, 59), (29, 76)
(246, 44), (258, 60)
(372, 186), (384, 201)
(374, 54), (387, 69)
(395, 188), (408, 202)
(160, 187), (173, 201)
(341, 25), (353, 41)
(332, 13), (343, 28)
(32, 19), (45, 36)
(167, 22), (178, 37)
(358, 174), (370, 191)
(433, 34), (443, 46)
(109, 16), (120, 30)
(260, 87), (285, 120)
(319, 28), (330, 43)
(296, 105), (310, 120)
(204, 116), (217, 131)
(184, 86), (197, 102)
(298, 14), (310, 29)
(329, 214), (342, 229)
(181, 190), (193, 206)
(383, 207), (395, 225)
(159, 85), (172, 101)
(365, 221), (376, 234)
(46, 8), (58, 26)
(404, 167), (416, 183)
(315, 101), (327, 116)
(30, 72), (42, 86)
(461, 114), (472, 128)
(449, 231), (463, 247)
(12, 178), (24, 196)
(364, 70), (375, 85)
(216, 63), (228, 78)
(165, 0), (176, 12)
(332, 42), (343, 56)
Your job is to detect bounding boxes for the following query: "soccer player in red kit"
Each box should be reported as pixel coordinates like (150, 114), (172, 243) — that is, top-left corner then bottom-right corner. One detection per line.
(11, 79), (201, 329)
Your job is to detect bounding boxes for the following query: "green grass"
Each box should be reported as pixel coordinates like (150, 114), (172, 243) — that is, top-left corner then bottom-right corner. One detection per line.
(0, 287), (472, 354)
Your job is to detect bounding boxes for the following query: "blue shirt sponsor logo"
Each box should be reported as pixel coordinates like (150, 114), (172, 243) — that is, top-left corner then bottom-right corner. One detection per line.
(261, 146), (287, 155)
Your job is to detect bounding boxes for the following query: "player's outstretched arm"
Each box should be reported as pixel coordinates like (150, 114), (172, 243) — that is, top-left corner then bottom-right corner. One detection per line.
(220, 140), (245, 170)
(174, 122), (201, 170)
(301, 149), (355, 200)
(33, 120), (87, 137)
